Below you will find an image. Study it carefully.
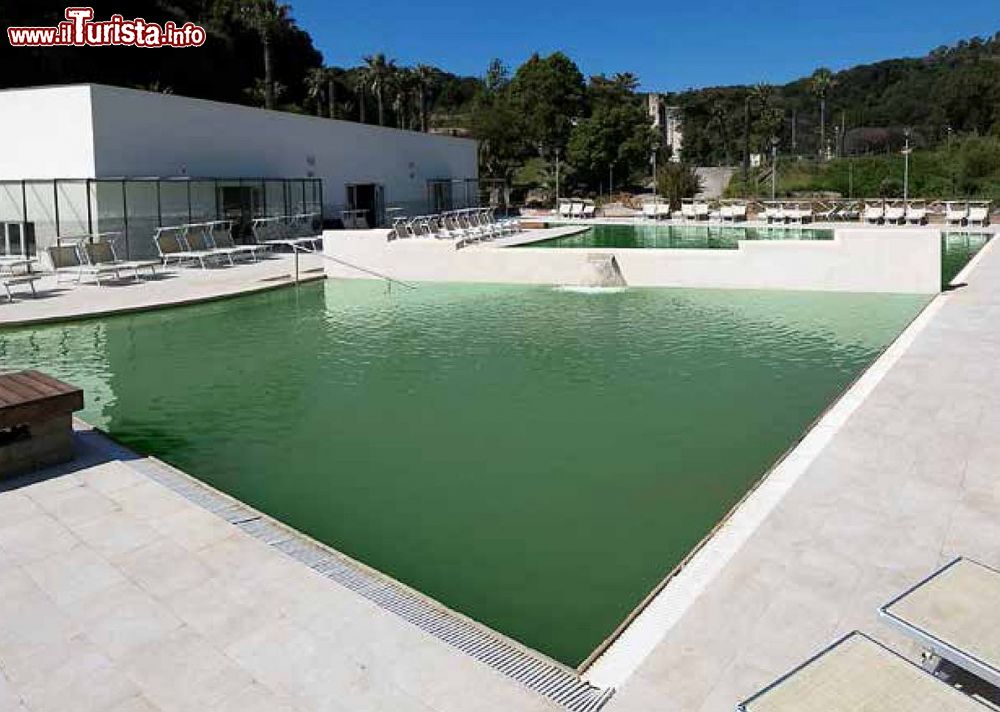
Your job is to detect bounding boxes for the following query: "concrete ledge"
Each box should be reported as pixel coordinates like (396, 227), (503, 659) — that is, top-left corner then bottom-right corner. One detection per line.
(323, 228), (943, 294)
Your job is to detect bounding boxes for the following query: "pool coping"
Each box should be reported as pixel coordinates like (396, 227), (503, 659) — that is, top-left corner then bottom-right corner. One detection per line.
(78, 419), (616, 712)
(578, 231), (1000, 688)
(0, 268), (326, 329)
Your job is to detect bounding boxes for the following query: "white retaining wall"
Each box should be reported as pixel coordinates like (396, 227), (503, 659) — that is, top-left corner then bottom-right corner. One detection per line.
(323, 227), (943, 294)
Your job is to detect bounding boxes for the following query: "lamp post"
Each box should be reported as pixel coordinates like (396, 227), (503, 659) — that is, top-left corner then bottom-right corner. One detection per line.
(770, 136), (779, 200)
(902, 128), (912, 204)
(554, 148), (560, 207)
(651, 148), (658, 209)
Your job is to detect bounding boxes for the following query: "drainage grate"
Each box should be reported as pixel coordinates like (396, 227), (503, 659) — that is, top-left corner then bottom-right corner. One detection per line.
(128, 457), (615, 712)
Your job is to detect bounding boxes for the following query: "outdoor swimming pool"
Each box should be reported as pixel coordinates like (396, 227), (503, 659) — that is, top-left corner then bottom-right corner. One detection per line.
(524, 225), (989, 289)
(519, 224), (835, 249)
(0, 281), (930, 666)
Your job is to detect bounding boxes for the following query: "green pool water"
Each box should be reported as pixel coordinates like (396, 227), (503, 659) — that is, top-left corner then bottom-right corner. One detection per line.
(942, 232), (991, 287)
(0, 281), (930, 666)
(521, 223), (834, 249)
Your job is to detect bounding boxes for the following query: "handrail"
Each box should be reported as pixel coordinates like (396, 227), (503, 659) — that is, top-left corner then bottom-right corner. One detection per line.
(288, 242), (416, 290)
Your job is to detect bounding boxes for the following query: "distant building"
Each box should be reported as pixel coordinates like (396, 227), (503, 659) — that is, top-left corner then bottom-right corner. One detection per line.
(647, 94), (683, 162)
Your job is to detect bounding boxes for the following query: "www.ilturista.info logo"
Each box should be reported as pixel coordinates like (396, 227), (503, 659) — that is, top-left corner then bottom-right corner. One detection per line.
(7, 7), (207, 48)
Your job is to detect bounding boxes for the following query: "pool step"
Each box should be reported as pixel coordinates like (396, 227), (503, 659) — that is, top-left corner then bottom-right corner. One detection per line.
(127, 455), (616, 712)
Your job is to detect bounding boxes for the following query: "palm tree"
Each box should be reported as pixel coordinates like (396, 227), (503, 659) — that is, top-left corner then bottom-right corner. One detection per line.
(362, 53), (397, 127)
(239, 0), (290, 110)
(352, 72), (367, 123)
(393, 67), (416, 129)
(305, 67), (326, 117)
(414, 64), (436, 132)
(326, 68), (340, 119)
(810, 68), (836, 159)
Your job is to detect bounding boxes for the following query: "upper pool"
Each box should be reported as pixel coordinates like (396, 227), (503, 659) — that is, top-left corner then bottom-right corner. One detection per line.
(0, 281), (929, 666)
(518, 223), (834, 249)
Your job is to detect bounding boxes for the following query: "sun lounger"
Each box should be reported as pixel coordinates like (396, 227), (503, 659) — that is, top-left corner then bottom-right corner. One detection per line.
(155, 227), (219, 269)
(655, 203), (672, 220)
(720, 205), (735, 222)
(764, 203), (785, 224)
(207, 223), (265, 261)
(0, 258), (39, 301)
(945, 202), (969, 226)
(47, 244), (130, 285)
(883, 204), (905, 225)
(730, 203), (748, 222)
(694, 201), (710, 220)
(582, 203), (597, 219)
(558, 201), (573, 219)
(880, 557), (1000, 691)
(786, 203), (813, 224)
(681, 201), (697, 221)
(906, 202), (928, 225)
(641, 203), (657, 221)
(863, 202), (885, 224)
(967, 203), (990, 227)
(739, 631), (988, 712)
(83, 240), (159, 280)
(569, 201), (585, 219)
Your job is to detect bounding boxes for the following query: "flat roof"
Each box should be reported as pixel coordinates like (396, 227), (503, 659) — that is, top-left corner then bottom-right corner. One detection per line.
(881, 557), (1000, 688)
(738, 632), (987, 712)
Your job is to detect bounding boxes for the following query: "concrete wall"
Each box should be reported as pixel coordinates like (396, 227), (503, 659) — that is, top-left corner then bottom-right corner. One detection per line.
(323, 228), (943, 294)
(87, 84), (478, 216)
(0, 85), (96, 180)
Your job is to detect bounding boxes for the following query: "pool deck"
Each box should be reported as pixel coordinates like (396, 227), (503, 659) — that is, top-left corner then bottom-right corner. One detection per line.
(0, 423), (561, 712)
(599, 231), (1000, 710)
(0, 253), (326, 327)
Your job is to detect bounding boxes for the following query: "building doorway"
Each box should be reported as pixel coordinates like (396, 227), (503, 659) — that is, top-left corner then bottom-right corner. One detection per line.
(346, 183), (384, 228)
(219, 184), (263, 241)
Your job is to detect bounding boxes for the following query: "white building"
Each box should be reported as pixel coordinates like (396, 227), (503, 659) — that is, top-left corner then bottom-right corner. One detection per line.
(647, 94), (683, 162)
(0, 84), (478, 258)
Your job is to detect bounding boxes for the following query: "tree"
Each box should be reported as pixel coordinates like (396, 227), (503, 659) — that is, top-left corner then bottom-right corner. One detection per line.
(362, 52), (397, 127)
(470, 59), (525, 188)
(657, 163), (702, 210)
(352, 71), (368, 123)
(566, 78), (653, 190)
(414, 64), (436, 132)
(326, 67), (341, 119)
(509, 52), (586, 159)
(810, 68), (836, 159)
(238, 0), (291, 110)
(305, 66), (326, 116)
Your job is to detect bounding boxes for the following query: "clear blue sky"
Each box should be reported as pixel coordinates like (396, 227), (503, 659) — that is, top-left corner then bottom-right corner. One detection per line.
(291, 0), (998, 91)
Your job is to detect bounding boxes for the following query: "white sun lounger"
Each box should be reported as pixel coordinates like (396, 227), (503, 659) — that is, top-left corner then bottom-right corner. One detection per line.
(739, 631), (989, 712)
(558, 201), (573, 219)
(764, 203), (785, 224)
(694, 201), (710, 220)
(967, 203), (990, 227)
(569, 201), (585, 219)
(906, 202), (928, 225)
(884, 204), (905, 225)
(880, 557), (1000, 691)
(641, 203), (657, 221)
(863, 202), (885, 224)
(655, 203), (672, 220)
(730, 203), (748, 222)
(719, 205), (735, 222)
(582, 203), (597, 219)
(945, 202), (969, 226)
